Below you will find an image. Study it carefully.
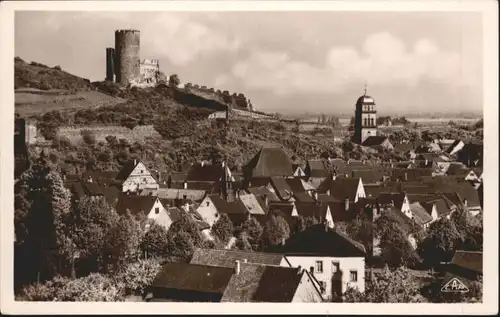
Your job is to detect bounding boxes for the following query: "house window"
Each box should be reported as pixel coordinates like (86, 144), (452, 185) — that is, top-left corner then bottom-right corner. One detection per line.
(140, 170), (144, 174)
(206, 201), (210, 207)
(315, 261), (323, 273)
(332, 262), (340, 273)
(350, 270), (358, 282)
(155, 207), (160, 214)
(309, 266), (314, 274)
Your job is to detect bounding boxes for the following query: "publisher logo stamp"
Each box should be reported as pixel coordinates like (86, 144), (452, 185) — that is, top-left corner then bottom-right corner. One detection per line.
(441, 277), (469, 293)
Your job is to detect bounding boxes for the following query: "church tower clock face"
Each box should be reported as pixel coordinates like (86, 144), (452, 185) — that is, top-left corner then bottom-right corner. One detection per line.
(353, 84), (378, 144)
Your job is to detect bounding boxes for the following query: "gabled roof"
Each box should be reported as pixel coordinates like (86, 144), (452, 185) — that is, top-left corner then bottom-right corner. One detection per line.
(238, 193), (266, 215)
(268, 202), (296, 217)
(316, 177), (361, 201)
(116, 194), (161, 215)
(244, 147), (294, 178)
(294, 202), (323, 219)
(348, 169), (382, 184)
(377, 193), (407, 210)
(151, 262), (234, 294)
(410, 202), (433, 225)
(246, 186), (280, 202)
(293, 192), (316, 203)
(190, 248), (288, 268)
(209, 194), (248, 215)
(185, 163), (225, 183)
(269, 176), (294, 201)
(421, 198), (451, 217)
(361, 136), (390, 147)
(285, 177), (316, 193)
(251, 265), (304, 302)
(146, 188), (207, 201)
(450, 250), (482, 274)
(272, 224), (366, 257)
(305, 160), (329, 178)
(115, 160), (140, 181)
(394, 143), (415, 153)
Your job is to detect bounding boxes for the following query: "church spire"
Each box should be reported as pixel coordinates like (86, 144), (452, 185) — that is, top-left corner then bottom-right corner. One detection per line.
(364, 81), (368, 96)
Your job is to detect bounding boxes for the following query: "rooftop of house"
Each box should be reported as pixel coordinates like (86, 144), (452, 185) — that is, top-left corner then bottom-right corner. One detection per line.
(115, 194), (160, 215)
(143, 188), (207, 201)
(244, 147), (294, 178)
(185, 162), (226, 183)
(115, 160), (141, 181)
(450, 250), (483, 274)
(238, 193), (266, 215)
(316, 177), (361, 201)
(285, 177), (316, 193)
(245, 186), (280, 202)
(151, 262), (234, 295)
(269, 176), (294, 201)
(361, 136), (390, 147)
(190, 248), (289, 268)
(271, 224), (366, 257)
(409, 202), (433, 225)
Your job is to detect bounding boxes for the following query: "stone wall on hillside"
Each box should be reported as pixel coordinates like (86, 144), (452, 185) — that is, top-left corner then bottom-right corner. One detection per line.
(57, 124), (161, 143)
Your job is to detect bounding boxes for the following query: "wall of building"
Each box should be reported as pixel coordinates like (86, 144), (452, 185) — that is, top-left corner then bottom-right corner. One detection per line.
(291, 272), (324, 302)
(115, 29), (141, 85)
(145, 199), (173, 231)
(122, 161), (159, 192)
(105, 47), (115, 82)
(139, 59), (160, 84)
(286, 256), (366, 301)
(196, 196), (219, 228)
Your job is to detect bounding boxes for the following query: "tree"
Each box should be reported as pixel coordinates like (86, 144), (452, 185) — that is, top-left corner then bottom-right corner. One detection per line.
(240, 216), (263, 251)
(262, 213), (290, 248)
(234, 232), (253, 251)
(168, 74), (180, 88)
(374, 212), (420, 268)
(418, 218), (464, 268)
(114, 258), (162, 297)
(103, 211), (144, 272)
(211, 213), (234, 245)
(166, 213), (203, 262)
(70, 197), (120, 275)
(344, 266), (425, 303)
(14, 155), (74, 284)
(140, 222), (169, 259)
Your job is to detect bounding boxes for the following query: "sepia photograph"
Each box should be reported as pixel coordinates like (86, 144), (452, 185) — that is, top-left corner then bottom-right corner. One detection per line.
(1, 0), (498, 315)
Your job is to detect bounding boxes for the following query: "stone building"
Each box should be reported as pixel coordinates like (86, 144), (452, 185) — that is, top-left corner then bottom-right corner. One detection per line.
(353, 85), (378, 144)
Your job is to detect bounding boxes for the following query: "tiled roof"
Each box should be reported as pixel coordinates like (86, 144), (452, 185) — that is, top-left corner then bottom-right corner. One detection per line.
(361, 136), (390, 147)
(209, 194), (248, 215)
(244, 147), (294, 178)
(377, 193), (407, 210)
(147, 188), (207, 201)
(269, 177), (294, 201)
(409, 202), (433, 225)
(151, 262), (234, 294)
(185, 163), (225, 183)
(246, 186), (280, 202)
(273, 224), (366, 257)
(305, 160), (329, 178)
(285, 177), (316, 193)
(220, 263), (266, 302)
(294, 202), (323, 219)
(190, 248), (288, 268)
(450, 250), (482, 274)
(169, 172), (187, 182)
(115, 160), (139, 181)
(239, 193), (266, 215)
(390, 168), (432, 182)
(316, 177), (361, 201)
(293, 192), (316, 203)
(252, 266), (304, 302)
(116, 195), (160, 215)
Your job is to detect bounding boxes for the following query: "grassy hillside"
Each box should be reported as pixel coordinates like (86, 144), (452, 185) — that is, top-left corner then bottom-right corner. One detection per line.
(15, 58), (409, 175)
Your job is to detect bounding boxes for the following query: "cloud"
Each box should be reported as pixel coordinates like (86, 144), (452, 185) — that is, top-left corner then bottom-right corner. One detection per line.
(140, 14), (241, 66)
(229, 32), (474, 95)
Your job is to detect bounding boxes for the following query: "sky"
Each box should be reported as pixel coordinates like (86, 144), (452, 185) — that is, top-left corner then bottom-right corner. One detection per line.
(15, 11), (483, 116)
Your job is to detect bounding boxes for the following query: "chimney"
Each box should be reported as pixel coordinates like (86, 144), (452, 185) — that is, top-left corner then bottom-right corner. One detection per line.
(235, 260), (241, 275)
(313, 191), (318, 201)
(281, 237), (286, 245)
(263, 194), (269, 207)
(243, 258), (248, 263)
(344, 172), (349, 178)
(183, 181), (187, 189)
(326, 189), (331, 196)
(464, 199), (468, 207)
(88, 176), (93, 183)
(201, 161), (205, 167)
(404, 172), (408, 181)
(345, 198), (350, 211)
(134, 159), (137, 166)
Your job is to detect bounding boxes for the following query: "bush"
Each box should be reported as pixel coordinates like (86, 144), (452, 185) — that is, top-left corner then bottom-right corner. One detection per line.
(81, 130), (96, 145)
(114, 259), (162, 297)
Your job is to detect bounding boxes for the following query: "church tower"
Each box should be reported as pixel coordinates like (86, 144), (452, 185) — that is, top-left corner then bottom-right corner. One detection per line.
(353, 84), (377, 144)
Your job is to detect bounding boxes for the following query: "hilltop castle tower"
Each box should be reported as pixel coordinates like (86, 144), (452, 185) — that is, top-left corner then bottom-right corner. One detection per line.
(353, 84), (378, 144)
(114, 29), (141, 85)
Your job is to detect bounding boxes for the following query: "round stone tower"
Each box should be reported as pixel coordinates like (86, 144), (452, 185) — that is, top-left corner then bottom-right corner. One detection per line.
(114, 29), (140, 85)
